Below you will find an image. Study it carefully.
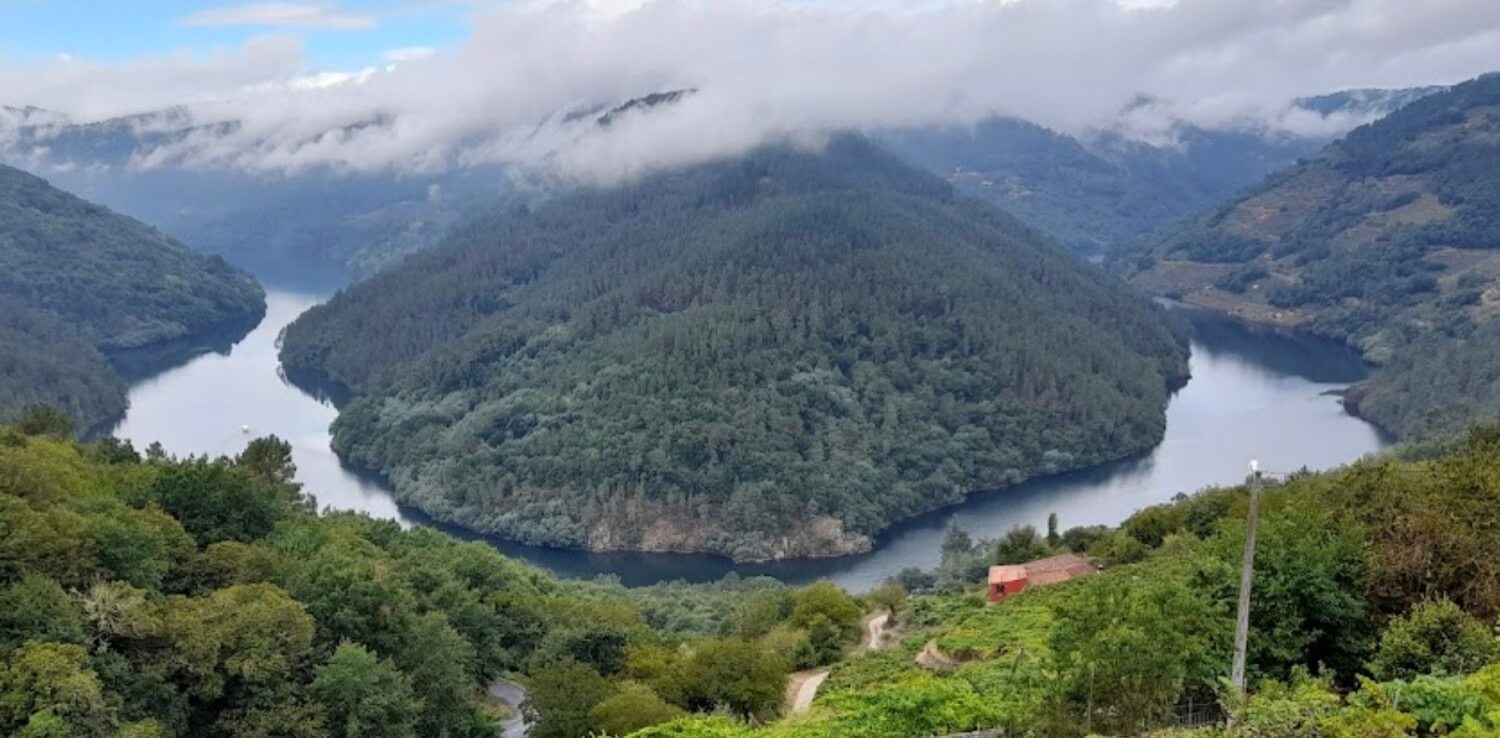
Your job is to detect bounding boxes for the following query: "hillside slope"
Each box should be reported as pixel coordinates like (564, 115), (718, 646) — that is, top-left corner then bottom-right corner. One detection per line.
(1123, 73), (1500, 438)
(630, 425), (1500, 738)
(0, 295), (123, 426)
(878, 117), (1194, 254)
(281, 134), (1188, 561)
(0, 164), (265, 427)
(877, 89), (1438, 256)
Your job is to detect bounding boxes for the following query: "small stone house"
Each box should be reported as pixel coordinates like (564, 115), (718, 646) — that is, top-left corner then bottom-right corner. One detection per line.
(987, 553), (1098, 602)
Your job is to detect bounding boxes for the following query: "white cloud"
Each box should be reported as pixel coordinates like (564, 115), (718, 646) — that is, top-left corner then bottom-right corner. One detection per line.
(180, 3), (377, 30)
(0, 35), (306, 120)
(5, 0), (1500, 183)
(383, 47), (436, 63)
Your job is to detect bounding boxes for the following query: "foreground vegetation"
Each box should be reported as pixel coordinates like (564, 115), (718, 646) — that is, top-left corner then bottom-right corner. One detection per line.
(1123, 72), (1500, 441)
(0, 420), (878, 738)
(0, 163), (265, 428)
(8, 409), (1500, 737)
(624, 424), (1500, 737)
(281, 133), (1188, 561)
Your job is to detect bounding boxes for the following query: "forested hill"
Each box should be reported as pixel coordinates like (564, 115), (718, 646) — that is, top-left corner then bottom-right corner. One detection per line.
(281, 134), (1189, 561)
(0, 163), (265, 428)
(1122, 73), (1500, 439)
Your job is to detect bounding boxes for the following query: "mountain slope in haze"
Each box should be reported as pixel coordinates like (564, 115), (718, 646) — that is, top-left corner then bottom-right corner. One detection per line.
(1124, 73), (1500, 439)
(877, 117), (1191, 254)
(879, 88), (1441, 256)
(0, 110), (510, 279)
(0, 163), (265, 428)
(280, 134), (1188, 561)
(0, 91), (704, 281)
(1293, 86), (1448, 117)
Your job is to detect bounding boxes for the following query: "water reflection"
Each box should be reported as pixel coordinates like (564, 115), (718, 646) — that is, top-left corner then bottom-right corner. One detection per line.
(110, 291), (1389, 591)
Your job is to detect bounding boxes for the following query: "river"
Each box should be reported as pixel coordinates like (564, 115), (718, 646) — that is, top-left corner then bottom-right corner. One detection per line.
(108, 288), (1389, 591)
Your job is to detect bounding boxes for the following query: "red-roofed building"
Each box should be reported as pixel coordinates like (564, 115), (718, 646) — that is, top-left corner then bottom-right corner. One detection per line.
(987, 565), (1028, 601)
(987, 553), (1098, 602)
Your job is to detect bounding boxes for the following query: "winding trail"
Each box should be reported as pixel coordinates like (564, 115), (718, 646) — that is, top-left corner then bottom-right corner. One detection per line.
(861, 611), (890, 651)
(786, 611), (891, 714)
(786, 669), (831, 713)
(486, 680), (531, 738)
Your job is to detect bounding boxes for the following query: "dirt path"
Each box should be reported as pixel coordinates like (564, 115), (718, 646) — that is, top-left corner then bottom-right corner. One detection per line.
(786, 668), (831, 713)
(787, 610), (891, 714)
(861, 611), (890, 651)
(486, 680), (530, 738)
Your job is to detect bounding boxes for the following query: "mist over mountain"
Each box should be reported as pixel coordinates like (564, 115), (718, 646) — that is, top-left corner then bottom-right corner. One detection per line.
(0, 109), (515, 277)
(8, 5), (1500, 738)
(0, 84), (1444, 273)
(879, 117), (1320, 255)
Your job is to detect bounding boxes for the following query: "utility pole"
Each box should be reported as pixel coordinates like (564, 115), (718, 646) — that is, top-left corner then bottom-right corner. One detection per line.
(1230, 459), (1262, 699)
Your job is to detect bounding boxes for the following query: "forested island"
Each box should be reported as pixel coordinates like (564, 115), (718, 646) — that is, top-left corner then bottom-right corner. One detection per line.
(0, 164), (265, 429)
(1123, 73), (1500, 440)
(280, 134), (1189, 561)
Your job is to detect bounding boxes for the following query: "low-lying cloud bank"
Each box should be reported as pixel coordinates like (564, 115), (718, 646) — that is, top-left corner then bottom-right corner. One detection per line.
(3, 0), (1499, 183)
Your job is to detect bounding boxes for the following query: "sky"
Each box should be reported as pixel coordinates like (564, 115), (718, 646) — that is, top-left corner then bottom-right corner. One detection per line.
(0, 1), (467, 69)
(2, 0), (1499, 182)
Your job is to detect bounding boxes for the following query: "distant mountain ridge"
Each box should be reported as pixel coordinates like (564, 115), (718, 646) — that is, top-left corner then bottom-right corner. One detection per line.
(279, 133), (1189, 561)
(1, 85), (1441, 278)
(1123, 73), (1500, 439)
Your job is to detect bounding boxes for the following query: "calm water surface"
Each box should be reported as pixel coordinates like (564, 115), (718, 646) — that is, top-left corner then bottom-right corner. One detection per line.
(110, 289), (1389, 591)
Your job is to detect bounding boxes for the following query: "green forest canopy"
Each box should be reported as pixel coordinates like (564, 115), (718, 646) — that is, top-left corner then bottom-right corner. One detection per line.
(0, 426), (871, 738)
(280, 133), (1189, 561)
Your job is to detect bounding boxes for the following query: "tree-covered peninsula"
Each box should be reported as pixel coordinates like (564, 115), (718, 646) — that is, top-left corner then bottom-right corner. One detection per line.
(281, 134), (1188, 561)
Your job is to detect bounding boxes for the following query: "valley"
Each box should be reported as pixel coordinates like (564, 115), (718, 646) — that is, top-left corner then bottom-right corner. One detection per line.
(5, 8), (1500, 735)
(108, 286), (1384, 590)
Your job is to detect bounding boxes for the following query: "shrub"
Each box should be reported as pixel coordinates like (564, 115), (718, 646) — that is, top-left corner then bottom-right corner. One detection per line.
(1370, 600), (1499, 681)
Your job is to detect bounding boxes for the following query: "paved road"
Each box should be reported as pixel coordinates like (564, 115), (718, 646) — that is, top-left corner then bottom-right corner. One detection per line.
(487, 680), (530, 738)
